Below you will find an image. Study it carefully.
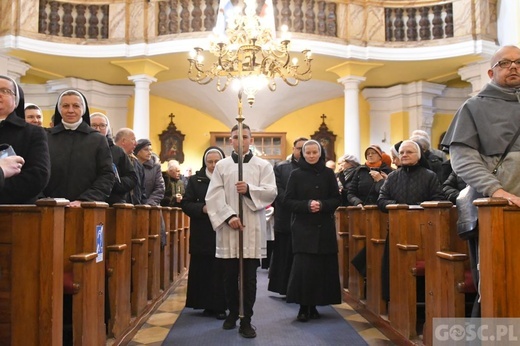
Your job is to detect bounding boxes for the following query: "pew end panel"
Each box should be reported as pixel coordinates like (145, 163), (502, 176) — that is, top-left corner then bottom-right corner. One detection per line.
(335, 206), (349, 290)
(365, 205), (388, 316)
(66, 201), (109, 346)
(105, 203), (133, 339)
(0, 199), (68, 346)
(131, 205), (150, 317)
(347, 206), (367, 301)
(387, 204), (423, 340)
(475, 198), (520, 317)
(148, 206), (162, 301)
(161, 207), (172, 291)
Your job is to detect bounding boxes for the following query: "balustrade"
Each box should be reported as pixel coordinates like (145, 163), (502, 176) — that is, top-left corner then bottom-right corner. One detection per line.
(26, 0), (490, 46)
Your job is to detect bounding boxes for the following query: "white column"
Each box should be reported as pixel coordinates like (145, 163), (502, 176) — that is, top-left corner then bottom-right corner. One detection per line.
(497, 0), (520, 46)
(338, 76), (365, 161)
(128, 74), (156, 139)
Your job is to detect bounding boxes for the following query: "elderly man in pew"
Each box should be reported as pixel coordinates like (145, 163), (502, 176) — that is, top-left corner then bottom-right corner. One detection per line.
(0, 75), (50, 204)
(442, 44), (520, 318)
(377, 140), (445, 336)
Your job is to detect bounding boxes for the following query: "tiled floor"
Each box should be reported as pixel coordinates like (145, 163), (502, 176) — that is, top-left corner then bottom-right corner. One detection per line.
(128, 271), (393, 345)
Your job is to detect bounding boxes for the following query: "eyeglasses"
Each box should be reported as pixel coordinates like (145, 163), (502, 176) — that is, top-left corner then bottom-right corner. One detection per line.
(0, 88), (15, 96)
(399, 150), (418, 156)
(294, 147), (303, 150)
(91, 124), (108, 129)
(491, 59), (520, 69)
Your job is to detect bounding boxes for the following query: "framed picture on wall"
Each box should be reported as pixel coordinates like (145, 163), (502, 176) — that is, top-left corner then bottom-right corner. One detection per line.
(159, 113), (185, 163)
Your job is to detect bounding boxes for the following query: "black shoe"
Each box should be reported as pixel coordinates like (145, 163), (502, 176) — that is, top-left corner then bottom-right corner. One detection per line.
(297, 311), (309, 322)
(310, 306), (321, 319)
(222, 314), (239, 330)
(239, 320), (257, 338)
(297, 305), (309, 322)
(202, 309), (213, 317)
(215, 311), (227, 320)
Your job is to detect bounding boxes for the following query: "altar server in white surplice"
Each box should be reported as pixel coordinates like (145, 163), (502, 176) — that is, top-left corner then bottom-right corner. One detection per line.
(206, 123), (277, 339)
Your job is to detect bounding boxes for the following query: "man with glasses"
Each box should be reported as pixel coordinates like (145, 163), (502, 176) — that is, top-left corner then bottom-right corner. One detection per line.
(442, 45), (520, 317)
(268, 137), (308, 296)
(0, 75), (50, 203)
(90, 113), (137, 205)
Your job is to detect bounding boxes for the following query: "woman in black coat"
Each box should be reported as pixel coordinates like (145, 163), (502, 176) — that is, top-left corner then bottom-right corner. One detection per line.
(44, 90), (114, 206)
(181, 146), (227, 319)
(283, 140), (342, 322)
(377, 140), (445, 301)
(347, 144), (393, 207)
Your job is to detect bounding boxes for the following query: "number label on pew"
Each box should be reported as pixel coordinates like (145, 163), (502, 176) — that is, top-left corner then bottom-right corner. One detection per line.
(96, 224), (104, 263)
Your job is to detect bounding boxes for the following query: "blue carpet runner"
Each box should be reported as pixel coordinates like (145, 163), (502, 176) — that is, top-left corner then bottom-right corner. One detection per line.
(163, 268), (367, 345)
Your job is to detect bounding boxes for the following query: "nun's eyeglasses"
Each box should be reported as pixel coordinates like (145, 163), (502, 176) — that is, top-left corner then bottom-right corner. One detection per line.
(0, 88), (15, 96)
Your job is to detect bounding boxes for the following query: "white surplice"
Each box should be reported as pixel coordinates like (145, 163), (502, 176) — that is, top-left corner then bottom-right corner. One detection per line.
(206, 155), (277, 259)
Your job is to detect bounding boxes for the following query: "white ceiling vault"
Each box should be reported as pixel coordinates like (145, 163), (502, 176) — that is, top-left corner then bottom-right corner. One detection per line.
(151, 78), (344, 131)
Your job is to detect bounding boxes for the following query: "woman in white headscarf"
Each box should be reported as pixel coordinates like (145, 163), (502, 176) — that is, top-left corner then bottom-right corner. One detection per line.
(43, 89), (114, 207)
(283, 140), (342, 322)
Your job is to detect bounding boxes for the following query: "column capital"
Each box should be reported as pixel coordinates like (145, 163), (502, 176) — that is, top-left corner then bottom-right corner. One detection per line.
(458, 60), (491, 95)
(337, 75), (366, 89)
(127, 74), (157, 84)
(327, 61), (382, 80)
(0, 54), (31, 81)
(112, 58), (168, 78)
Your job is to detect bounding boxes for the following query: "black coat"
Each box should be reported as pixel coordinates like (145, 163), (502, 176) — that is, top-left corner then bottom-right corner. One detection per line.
(284, 162), (341, 254)
(347, 163), (392, 206)
(180, 170), (216, 255)
(377, 164), (446, 212)
(442, 170), (467, 204)
(162, 173), (185, 207)
(44, 121), (114, 201)
(0, 112), (50, 203)
(273, 156), (299, 233)
(106, 137), (137, 205)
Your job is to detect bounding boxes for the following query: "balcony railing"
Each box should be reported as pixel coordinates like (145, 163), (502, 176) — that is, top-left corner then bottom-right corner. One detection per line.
(9, 0), (497, 47)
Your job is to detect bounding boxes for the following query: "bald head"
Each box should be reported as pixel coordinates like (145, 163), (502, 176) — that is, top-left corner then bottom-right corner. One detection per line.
(488, 45), (520, 88)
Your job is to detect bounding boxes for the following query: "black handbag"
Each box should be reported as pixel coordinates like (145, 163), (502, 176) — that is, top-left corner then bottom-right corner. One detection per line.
(455, 127), (520, 239)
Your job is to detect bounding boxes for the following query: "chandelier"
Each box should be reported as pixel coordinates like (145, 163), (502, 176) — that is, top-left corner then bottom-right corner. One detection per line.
(187, 0), (312, 106)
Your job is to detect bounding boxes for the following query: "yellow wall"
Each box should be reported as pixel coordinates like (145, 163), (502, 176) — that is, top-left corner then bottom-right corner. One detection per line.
(432, 113), (454, 150)
(265, 97), (345, 159)
(128, 95), (229, 171)
(389, 111), (409, 145)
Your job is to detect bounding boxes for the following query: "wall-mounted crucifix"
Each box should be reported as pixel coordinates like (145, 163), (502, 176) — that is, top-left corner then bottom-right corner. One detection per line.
(159, 113), (186, 163)
(310, 113), (337, 162)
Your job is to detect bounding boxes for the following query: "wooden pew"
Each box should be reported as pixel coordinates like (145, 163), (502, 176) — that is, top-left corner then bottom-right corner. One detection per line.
(347, 206), (367, 300)
(170, 208), (181, 284)
(104, 203), (133, 339)
(161, 207), (172, 291)
(183, 211), (190, 272)
(148, 206), (161, 301)
(387, 204), (423, 340)
(335, 206), (349, 290)
(476, 198), (520, 317)
(364, 205), (388, 316)
(64, 202), (108, 346)
(178, 210), (186, 277)
(0, 199), (67, 346)
(421, 201), (470, 345)
(131, 205), (150, 317)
